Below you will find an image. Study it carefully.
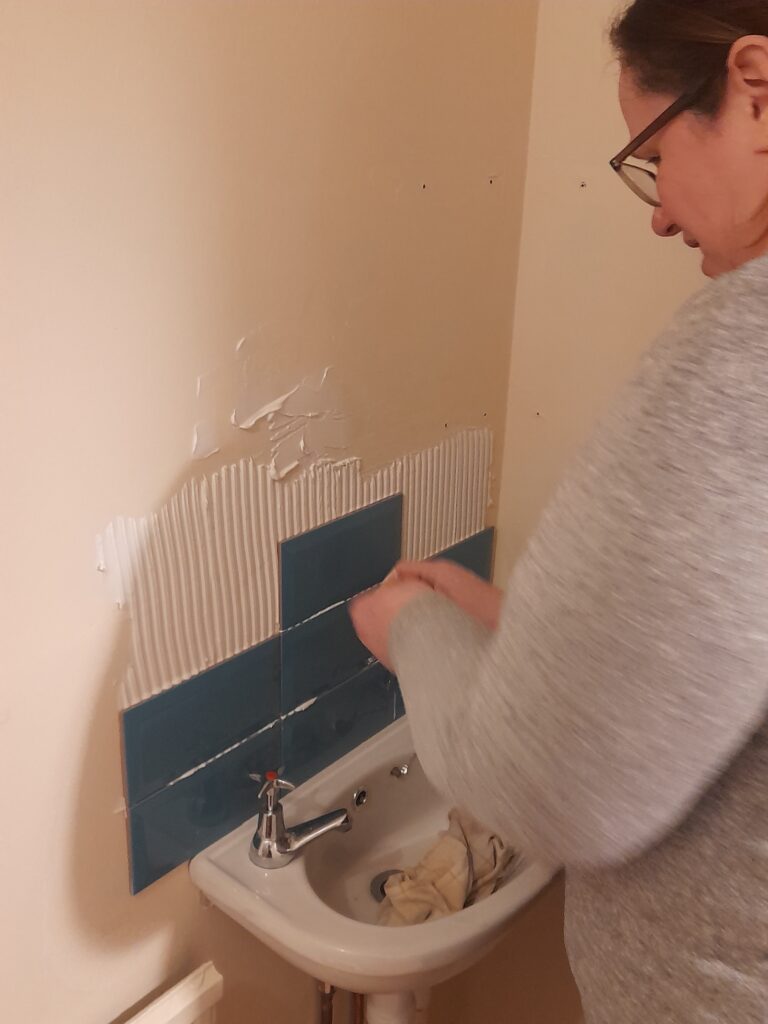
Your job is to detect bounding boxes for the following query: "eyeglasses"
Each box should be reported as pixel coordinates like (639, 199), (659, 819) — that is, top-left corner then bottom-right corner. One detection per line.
(609, 73), (722, 207)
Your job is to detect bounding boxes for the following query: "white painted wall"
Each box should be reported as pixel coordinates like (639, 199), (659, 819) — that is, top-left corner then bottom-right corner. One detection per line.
(0, 3), (537, 1022)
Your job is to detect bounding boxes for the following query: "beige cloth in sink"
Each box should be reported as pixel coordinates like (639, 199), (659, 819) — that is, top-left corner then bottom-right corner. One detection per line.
(378, 809), (517, 926)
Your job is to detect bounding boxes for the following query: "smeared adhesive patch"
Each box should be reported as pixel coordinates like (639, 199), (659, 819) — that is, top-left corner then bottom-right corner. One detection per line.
(233, 365), (349, 480)
(269, 430), (302, 481)
(191, 422), (221, 461)
(191, 366), (236, 460)
(190, 332), (347, 474)
(95, 534), (107, 574)
(99, 428), (493, 708)
(231, 381), (300, 430)
(230, 378), (299, 430)
(190, 336), (263, 460)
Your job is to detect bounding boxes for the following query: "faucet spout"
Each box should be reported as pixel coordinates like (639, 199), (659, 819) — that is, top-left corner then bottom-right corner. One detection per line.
(286, 808), (351, 854)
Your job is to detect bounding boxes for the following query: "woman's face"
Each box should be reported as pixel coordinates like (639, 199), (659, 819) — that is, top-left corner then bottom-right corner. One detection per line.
(619, 55), (768, 278)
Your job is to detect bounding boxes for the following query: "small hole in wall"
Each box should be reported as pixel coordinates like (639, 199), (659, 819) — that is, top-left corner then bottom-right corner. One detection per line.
(444, 422), (448, 428)
(422, 183), (427, 190)
(483, 412), (487, 418)
(489, 178), (494, 185)
(580, 181), (587, 189)
(536, 411), (541, 417)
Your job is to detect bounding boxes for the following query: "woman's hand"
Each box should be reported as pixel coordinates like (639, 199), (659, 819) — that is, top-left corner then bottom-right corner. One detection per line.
(349, 578), (432, 670)
(389, 559), (503, 631)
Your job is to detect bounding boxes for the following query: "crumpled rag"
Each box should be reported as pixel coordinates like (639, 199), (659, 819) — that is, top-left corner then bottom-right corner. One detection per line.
(378, 808), (517, 926)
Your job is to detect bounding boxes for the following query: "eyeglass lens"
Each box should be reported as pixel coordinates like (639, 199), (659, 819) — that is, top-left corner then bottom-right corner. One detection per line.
(617, 163), (660, 207)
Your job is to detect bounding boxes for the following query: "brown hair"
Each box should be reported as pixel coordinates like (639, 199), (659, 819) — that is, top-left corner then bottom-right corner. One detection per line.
(610, 1), (768, 114)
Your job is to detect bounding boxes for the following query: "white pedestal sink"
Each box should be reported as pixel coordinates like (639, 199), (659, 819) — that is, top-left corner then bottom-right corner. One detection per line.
(190, 718), (554, 1022)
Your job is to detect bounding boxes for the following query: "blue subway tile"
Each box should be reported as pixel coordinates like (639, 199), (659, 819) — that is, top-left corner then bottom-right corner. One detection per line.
(281, 601), (372, 713)
(283, 662), (396, 786)
(122, 637), (281, 806)
(435, 527), (495, 581)
(128, 723), (281, 893)
(280, 495), (403, 629)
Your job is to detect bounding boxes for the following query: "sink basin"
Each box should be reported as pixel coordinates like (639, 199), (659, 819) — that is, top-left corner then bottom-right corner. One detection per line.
(190, 718), (554, 994)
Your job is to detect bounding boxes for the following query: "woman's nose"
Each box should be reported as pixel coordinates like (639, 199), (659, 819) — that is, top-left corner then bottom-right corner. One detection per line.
(652, 206), (681, 238)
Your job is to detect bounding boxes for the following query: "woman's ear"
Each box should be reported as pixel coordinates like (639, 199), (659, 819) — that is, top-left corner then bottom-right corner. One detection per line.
(728, 35), (768, 121)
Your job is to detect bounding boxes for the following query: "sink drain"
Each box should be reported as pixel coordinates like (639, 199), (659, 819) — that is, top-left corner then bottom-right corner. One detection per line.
(370, 869), (401, 903)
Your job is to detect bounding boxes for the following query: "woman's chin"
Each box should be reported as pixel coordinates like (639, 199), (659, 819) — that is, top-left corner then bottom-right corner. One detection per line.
(699, 250), (720, 279)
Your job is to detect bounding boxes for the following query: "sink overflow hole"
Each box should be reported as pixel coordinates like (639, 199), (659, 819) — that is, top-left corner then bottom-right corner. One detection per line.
(370, 869), (401, 903)
(353, 789), (368, 807)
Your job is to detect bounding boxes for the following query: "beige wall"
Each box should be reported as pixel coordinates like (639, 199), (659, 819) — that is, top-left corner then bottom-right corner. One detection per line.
(488, 1), (703, 1021)
(0, 2), (537, 1022)
(496, 0), (702, 578)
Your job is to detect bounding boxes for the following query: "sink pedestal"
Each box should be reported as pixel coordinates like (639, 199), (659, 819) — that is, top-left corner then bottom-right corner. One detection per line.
(364, 988), (429, 1024)
(365, 991), (413, 1024)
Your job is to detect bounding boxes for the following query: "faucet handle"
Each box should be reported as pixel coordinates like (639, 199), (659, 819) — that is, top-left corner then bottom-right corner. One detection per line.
(249, 770), (295, 806)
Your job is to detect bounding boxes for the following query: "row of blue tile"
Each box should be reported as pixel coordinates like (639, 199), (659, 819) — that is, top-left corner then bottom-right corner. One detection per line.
(127, 662), (400, 893)
(122, 611), (373, 811)
(123, 515), (495, 892)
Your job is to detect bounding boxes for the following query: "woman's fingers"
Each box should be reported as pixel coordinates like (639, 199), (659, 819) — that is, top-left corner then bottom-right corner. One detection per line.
(393, 558), (462, 590)
(349, 579), (432, 668)
(390, 559), (503, 631)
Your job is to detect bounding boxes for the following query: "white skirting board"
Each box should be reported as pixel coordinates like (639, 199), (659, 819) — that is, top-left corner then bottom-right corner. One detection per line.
(99, 428), (493, 708)
(124, 963), (223, 1024)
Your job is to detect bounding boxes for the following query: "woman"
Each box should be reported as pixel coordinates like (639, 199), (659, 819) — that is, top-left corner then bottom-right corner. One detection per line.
(351, 2), (768, 1021)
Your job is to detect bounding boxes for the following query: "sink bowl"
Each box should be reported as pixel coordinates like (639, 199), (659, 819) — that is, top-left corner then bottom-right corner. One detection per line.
(190, 718), (553, 994)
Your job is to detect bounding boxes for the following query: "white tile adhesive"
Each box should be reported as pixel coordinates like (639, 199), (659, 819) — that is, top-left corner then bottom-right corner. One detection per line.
(99, 428), (492, 708)
(231, 365), (349, 480)
(193, 344), (349, 479)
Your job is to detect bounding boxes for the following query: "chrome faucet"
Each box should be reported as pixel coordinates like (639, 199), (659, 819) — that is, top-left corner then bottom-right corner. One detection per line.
(248, 772), (352, 869)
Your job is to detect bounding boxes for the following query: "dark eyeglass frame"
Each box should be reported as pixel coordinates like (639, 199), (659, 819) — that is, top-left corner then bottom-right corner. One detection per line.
(609, 72), (722, 207)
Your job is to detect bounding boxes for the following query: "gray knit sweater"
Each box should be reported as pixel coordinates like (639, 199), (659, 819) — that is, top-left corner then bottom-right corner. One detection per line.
(390, 256), (768, 1023)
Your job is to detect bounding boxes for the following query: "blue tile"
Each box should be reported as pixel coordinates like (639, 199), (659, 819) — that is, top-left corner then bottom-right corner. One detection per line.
(128, 723), (281, 893)
(280, 495), (403, 629)
(283, 662), (396, 786)
(122, 638), (281, 806)
(435, 527), (495, 581)
(281, 601), (373, 713)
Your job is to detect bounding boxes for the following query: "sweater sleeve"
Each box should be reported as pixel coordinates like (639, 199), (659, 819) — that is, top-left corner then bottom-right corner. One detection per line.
(390, 290), (768, 870)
